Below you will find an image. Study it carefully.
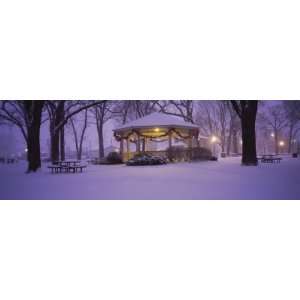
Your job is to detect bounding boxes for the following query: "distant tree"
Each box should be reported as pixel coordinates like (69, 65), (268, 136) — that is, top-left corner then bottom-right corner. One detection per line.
(194, 101), (239, 153)
(194, 101), (220, 136)
(45, 100), (106, 162)
(230, 101), (258, 165)
(260, 103), (287, 154)
(283, 101), (300, 153)
(216, 101), (229, 153)
(226, 102), (240, 155)
(45, 100), (66, 162)
(69, 109), (89, 160)
(113, 100), (157, 125)
(92, 101), (113, 159)
(154, 100), (195, 123)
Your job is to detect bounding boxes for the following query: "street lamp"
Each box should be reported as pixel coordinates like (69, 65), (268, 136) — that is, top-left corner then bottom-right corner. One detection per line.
(211, 135), (217, 143)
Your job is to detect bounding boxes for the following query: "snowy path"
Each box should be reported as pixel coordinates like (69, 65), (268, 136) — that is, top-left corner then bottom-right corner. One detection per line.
(0, 157), (299, 199)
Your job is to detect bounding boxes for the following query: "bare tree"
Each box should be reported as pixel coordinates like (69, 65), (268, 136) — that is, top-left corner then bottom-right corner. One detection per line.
(226, 103), (240, 155)
(154, 100), (195, 123)
(113, 100), (157, 125)
(194, 101), (239, 153)
(0, 100), (45, 172)
(216, 101), (229, 153)
(69, 109), (89, 160)
(45, 100), (106, 162)
(283, 101), (300, 153)
(260, 104), (287, 154)
(45, 100), (66, 162)
(231, 101), (258, 165)
(92, 101), (113, 159)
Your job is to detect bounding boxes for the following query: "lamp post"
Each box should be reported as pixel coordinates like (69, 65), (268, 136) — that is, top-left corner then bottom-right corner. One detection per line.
(211, 135), (219, 158)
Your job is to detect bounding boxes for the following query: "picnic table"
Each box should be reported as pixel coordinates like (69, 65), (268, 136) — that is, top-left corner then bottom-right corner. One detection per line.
(48, 160), (87, 173)
(0, 157), (18, 164)
(258, 155), (282, 163)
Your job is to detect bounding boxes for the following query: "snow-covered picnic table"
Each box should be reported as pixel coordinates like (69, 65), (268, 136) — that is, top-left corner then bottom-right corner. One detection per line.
(258, 155), (282, 163)
(48, 160), (87, 173)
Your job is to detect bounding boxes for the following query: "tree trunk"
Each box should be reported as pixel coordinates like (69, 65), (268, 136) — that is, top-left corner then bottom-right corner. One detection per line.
(50, 102), (65, 162)
(232, 128), (238, 154)
(27, 124), (42, 172)
(221, 129), (226, 153)
(241, 113), (257, 165)
(288, 124), (294, 153)
(226, 123), (233, 155)
(231, 100), (258, 166)
(97, 121), (105, 159)
(60, 126), (65, 161)
(51, 131), (60, 162)
(274, 132), (279, 155)
(77, 148), (82, 160)
(60, 105), (65, 161)
(25, 101), (44, 172)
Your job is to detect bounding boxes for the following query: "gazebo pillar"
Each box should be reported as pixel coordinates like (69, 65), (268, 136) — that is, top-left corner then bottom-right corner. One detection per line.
(126, 137), (130, 160)
(120, 137), (124, 160)
(142, 137), (146, 152)
(168, 131), (172, 148)
(188, 131), (193, 149)
(195, 131), (200, 147)
(188, 131), (193, 161)
(136, 132), (141, 153)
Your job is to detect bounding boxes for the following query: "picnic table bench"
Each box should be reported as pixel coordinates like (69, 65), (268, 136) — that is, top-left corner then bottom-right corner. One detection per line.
(258, 155), (282, 163)
(48, 160), (87, 173)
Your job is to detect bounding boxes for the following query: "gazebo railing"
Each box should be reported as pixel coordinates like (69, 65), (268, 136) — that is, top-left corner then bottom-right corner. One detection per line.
(122, 150), (168, 161)
(121, 147), (212, 162)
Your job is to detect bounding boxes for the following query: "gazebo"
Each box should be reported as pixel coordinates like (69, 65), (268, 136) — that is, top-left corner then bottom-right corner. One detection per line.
(113, 112), (202, 162)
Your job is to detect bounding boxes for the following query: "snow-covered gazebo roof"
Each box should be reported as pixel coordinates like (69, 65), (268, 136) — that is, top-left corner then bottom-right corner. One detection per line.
(114, 112), (199, 132)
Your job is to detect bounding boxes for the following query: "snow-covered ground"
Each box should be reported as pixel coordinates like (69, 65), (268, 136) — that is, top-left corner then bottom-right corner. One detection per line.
(0, 157), (299, 200)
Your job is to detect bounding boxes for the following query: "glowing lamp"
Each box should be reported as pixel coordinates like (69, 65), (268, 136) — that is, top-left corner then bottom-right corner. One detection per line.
(154, 128), (160, 132)
(211, 136), (217, 143)
(270, 133), (275, 137)
(279, 141), (285, 147)
(25, 148), (28, 152)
